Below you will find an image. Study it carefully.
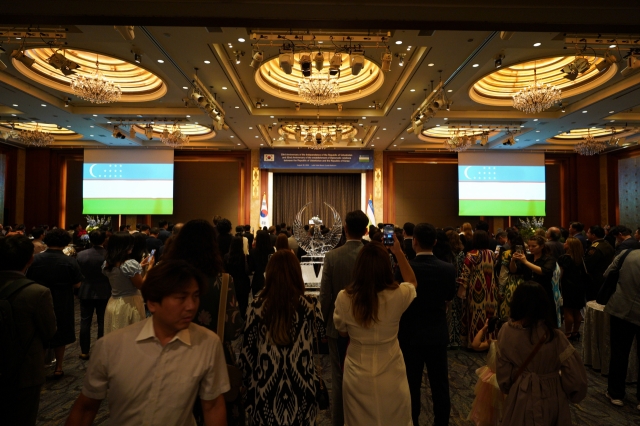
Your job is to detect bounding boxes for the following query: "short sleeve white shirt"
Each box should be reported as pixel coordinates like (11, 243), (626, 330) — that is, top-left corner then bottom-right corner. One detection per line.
(82, 317), (230, 426)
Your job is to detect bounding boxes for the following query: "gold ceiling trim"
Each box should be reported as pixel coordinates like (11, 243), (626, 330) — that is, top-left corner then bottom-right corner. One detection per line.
(0, 122), (83, 139)
(469, 56), (618, 107)
(13, 47), (167, 102)
(418, 126), (500, 144)
(549, 127), (631, 145)
(132, 124), (215, 141)
(255, 52), (384, 104)
(279, 124), (358, 139)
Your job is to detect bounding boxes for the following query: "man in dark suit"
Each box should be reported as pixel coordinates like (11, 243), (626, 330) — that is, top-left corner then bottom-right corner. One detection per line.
(545, 227), (565, 260)
(402, 222), (416, 260)
(569, 221), (590, 251)
(76, 230), (112, 359)
(584, 225), (615, 300)
(609, 225), (640, 255)
(243, 225), (254, 248)
(157, 220), (171, 243)
(145, 227), (164, 255)
(0, 235), (57, 425)
(319, 209), (369, 426)
(396, 223), (457, 426)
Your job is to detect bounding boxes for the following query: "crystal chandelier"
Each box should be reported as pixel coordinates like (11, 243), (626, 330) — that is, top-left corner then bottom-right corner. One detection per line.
(574, 133), (607, 156)
(160, 124), (189, 148)
(298, 73), (339, 106)
(302, 126), (340, 150)
(70, 58), (122, 104)
(16, 124), (54, 147)
(512, 68), (561, 114)
(444, 128), (472, 152)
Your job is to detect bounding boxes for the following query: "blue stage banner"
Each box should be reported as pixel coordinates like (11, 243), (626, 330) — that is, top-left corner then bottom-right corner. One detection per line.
(260, 148), (373, 170)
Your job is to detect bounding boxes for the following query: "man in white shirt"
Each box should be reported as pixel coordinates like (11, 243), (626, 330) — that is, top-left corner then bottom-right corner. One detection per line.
(65, 260), (230, 426)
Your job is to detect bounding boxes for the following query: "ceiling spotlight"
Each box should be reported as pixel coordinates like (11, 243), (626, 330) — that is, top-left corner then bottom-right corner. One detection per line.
(250, 49), (264, 69)
(279, 49), (294, 74)
(133, 53), (141, 64)
(596, 51), (618, 72)
(144, 124), (153, 140)
(233, 51), (244, 65)
(395, 53), (405, 67)
(329, 52), (342, 76)
(432, 91), (447, 109)
(300, 53), (312, 77)
(350, 50), (365, 76)
(381, 51), (392, 72)
(256, 99), (263, 108)
(11, 50), (35, 68)
(47, 51), (80, 75)
(562, 57), (590, 80)
(112, 126), (126, 139)
(494, 51), (505, 69)
(295, 102), (301, 111)
(314, 52), (324, 71)
(64, 97), (70, 107)
(190, 91), (205, 104)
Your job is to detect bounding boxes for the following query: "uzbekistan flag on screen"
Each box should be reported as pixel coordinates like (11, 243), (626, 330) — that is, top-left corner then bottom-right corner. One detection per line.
(458, 165), (545, 216)
(82, 151), (174, 214)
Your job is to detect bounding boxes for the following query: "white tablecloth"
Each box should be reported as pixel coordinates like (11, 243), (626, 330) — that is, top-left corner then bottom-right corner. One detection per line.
(582, 300), (638, 382)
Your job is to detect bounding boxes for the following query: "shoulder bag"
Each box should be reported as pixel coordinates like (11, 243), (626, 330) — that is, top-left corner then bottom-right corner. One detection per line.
(512, 332), (548, 383)
(217, 273), (243, 402)
(596, 249), (636, 305)
(312, 301), (330, 410)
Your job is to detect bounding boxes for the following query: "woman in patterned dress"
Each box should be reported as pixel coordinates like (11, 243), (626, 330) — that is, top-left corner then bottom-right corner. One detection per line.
(446, 230), (466, 348)
(497, 230), (526, 320)
(457, 230), (498, 349)
(239, 249), (325, 426)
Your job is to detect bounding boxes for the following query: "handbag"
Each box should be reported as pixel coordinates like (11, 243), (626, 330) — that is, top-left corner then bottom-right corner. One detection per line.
(217, 273), (243, 402)
(596, 249), (636, 305)
(312, 302), (330, 410)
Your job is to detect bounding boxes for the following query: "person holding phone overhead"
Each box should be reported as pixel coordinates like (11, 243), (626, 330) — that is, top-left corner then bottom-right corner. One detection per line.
(102, 232), (152, 334)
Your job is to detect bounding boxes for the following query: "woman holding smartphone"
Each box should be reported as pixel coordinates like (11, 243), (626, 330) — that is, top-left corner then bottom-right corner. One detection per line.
(511, 235), (556, 311)
(497, 229), (526, 320)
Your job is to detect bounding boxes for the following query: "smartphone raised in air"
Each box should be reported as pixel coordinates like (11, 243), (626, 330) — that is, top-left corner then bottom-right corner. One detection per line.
(383, 224), (395, 246)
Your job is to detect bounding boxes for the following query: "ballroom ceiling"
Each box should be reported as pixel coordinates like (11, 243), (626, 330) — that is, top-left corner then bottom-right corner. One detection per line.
(1, 2), (640, 153)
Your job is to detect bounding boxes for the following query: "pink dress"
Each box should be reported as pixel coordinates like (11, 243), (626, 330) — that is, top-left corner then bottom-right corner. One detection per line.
(468, 341), (505, 426)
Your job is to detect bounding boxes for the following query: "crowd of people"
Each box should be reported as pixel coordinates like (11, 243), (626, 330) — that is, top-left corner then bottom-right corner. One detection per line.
(1, 214), (639, 425)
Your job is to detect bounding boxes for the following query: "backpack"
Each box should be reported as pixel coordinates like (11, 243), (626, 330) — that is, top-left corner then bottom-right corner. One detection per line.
(0, 277), (36, 387)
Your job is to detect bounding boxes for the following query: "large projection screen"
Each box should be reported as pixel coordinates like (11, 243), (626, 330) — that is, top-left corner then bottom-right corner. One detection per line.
(83, 149), (174, 214)
(458, 152), (545, 216)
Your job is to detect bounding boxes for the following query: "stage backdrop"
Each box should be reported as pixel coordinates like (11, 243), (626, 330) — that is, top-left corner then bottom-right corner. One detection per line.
(272, 173), (361, 228)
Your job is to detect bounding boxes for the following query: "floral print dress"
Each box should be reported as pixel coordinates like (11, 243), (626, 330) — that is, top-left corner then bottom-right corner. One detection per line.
(458, 249), (498, 348)
(448, 250), (466, 348)
(497, 250), (525, 320)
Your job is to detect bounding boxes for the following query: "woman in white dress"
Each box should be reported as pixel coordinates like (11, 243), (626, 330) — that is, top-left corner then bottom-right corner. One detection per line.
(102, 232), (151, 333)
(333, 234), (417, 426)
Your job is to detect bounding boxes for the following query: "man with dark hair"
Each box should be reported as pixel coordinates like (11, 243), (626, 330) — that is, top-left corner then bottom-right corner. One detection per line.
(139, 224), (151, 236)
(268, 225), (277, 247)
(569, 221), (589, 251)
(146, 227), (164, 254)
(243, 224), (254, 249)
(119, 224), (129, 232)
(402, 222), (416, 260)
(584, 225), (615, 300)
(635, 227), (640, 243)
(157, 220), (171, 243)
(66, 260), (229, 425)
(31, 228), (47, 254)
(319, 209), (369, 426)
(396, 223), (456, 426)
(76, 231), (111, 360)
(235, 225), (249, 254)
(476, 220), (498, 250)
(0, 236), (56, 425)
(216, 219), (233, 255)
(545, 226), (564, 260)
(172, 222), (184, 235)
(609, 225), (640, 255)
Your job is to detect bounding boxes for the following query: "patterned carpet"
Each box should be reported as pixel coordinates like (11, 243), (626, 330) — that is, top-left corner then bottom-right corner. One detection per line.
(37, 301), (640, 425)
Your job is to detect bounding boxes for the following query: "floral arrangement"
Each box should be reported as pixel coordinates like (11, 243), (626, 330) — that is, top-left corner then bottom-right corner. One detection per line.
(85, 215), (111, 233)
(518, 216), (545, 241)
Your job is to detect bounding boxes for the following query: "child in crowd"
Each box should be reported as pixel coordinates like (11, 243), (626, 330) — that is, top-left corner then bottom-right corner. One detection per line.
(467, 316), (506, 426)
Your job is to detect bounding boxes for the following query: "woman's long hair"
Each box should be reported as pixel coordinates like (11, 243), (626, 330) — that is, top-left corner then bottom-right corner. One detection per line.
(345, 243), (399, 328)
(131, 232), (149, 263)
(461, 222), (473, 240)
(261, 250), (305, 346)
(433, 229), (453, 263)
(565, 236), (583, 266)
(227, 236), (246, 267)
(446, 230), (464, 254)
(275, 233), (290, 251)
(104, 232), (134, 271)
(509, 281), (556, 343)
(472, 230), (491, 250)
(163, 219), (224, 277)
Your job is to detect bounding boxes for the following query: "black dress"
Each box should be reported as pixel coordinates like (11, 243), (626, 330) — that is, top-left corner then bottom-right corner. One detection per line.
(558, 254), (586, 310)
(524, 254), (556, 308)
(26, 249), (84, 347)
(224, 253), (251, 318)
(248, 247), (274, 296)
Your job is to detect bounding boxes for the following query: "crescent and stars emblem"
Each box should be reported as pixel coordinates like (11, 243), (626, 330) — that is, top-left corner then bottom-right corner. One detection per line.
(89, 163), (97, 178)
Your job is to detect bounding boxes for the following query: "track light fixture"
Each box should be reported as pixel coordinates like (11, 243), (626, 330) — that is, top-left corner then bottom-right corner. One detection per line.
(233, 51), (244, 65)
(350, 50), (365, 76)
(502, 131), (516, 146)
(256, 99), (263, 108)
(133, 53), (141, 64)
(494, 51), (505, 69)
(395, 53), (405, 67)
(250, 49), (264, 69)
(329, 52), (342, 76)
(47, 51), (80, 76)
(112, 126), (126, 139)
(190, 91), (205, 104)
(381, 51), (392, 72)
(300, 52), (312, 77)
(64, 97), (70, 107)
(562, 56), (590, 80)
(314, 52), (324, 71)
(279, 48), (294, 74)
(144, 123), (154, 140)
(11, 49), (35, 68)
(596, 50), (618, 72)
